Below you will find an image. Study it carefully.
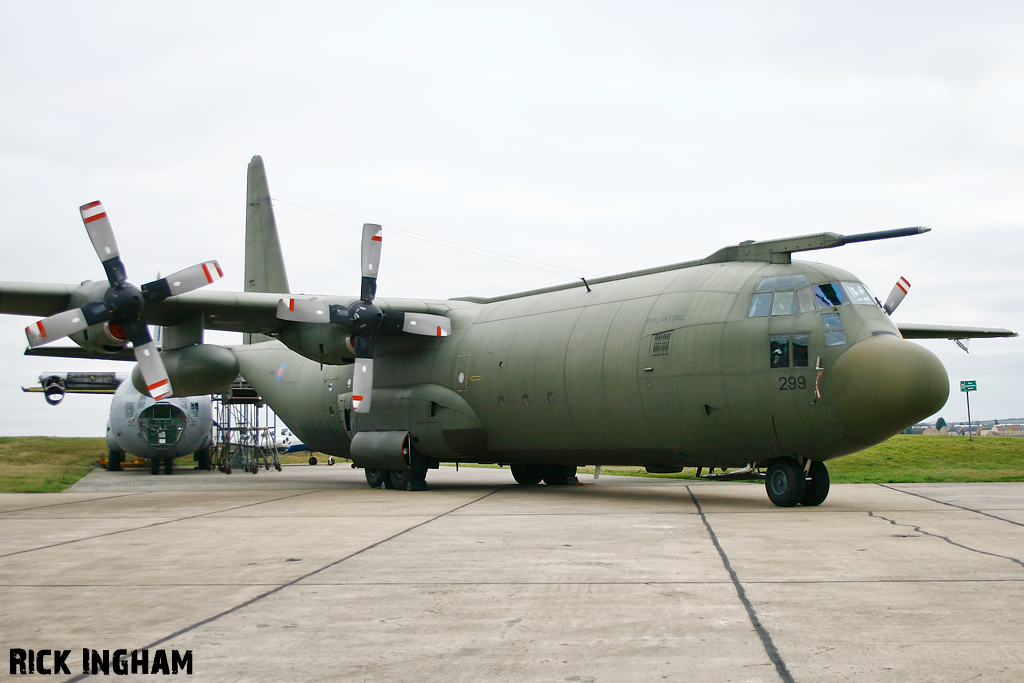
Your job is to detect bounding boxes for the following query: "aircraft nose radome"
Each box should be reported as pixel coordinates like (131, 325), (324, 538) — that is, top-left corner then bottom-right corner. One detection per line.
(831, 335), (949, 447)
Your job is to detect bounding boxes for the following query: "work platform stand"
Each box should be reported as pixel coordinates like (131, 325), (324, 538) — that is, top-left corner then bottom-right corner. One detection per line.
(213, 378), (282, 474)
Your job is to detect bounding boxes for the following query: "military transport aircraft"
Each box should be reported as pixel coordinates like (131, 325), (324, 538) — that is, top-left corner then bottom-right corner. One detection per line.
(1, 156), (1016, 506)
(23, 370), (215, 474)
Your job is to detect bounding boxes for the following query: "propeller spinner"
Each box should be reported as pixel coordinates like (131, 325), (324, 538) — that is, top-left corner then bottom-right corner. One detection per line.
(25, 202), (223, 400)
(276, 223), (451, 413)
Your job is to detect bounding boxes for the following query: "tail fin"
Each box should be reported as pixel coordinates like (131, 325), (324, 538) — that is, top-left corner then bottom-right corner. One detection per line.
(244, 155), (290, 344)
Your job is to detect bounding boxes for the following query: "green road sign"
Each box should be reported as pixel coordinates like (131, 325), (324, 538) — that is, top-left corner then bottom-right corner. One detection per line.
(961, 380), (977, 392)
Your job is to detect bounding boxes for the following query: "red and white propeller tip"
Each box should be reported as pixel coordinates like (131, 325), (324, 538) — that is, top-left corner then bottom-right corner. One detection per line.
(352, 358), (374, 413)
(361, 223), (383, 278)
(25, 309), (89, 348)
(134, 340), (172, 400)
(80, 201), (120, 261)
(883, 276), (911, 315)
(277, 298), (330, 323)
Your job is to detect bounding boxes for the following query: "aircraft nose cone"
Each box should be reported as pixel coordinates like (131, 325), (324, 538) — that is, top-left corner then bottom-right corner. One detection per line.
(831, 334), (949, 447)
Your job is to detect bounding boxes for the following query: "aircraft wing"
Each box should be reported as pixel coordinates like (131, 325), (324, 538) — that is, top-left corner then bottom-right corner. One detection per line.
(1, 281), (452, 334)
(897, 323), (1018, 339)
(0, 281), (286, 333)
(24, 346), (138, 361)
(0, 283), (77, 316)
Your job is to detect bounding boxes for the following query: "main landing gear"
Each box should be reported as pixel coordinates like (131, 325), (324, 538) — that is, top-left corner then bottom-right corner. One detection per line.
(765, 458), (830, 507)
(511, 464), (578, 486)
(107, 451), (123, 472)
(364, 455), (430, 492)
(146, 456), (175, 475)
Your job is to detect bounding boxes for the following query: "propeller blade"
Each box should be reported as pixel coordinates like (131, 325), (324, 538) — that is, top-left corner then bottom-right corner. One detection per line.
(133, 340), (172, 400)
(80, 201), (127, 286)
(883, 276), (911, 315)
(360, 223), (382, 301)
(277, 298), (330, 323)
(25, 308), (90, 347)
(351, 334), (375, 413)
(143, 261), (223, 301)
(396, 312), (452, 337)
(352, 358), (374, 413)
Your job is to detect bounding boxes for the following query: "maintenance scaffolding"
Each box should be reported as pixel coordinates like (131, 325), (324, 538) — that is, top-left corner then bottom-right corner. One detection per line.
(213, 377), (282, 474)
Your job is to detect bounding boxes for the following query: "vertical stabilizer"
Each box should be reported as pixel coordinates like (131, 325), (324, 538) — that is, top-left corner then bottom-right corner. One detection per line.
(245, 155), (290, 344)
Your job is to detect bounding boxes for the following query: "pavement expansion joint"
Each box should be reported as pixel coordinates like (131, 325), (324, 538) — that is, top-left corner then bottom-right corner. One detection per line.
(687, 485), (795, 683)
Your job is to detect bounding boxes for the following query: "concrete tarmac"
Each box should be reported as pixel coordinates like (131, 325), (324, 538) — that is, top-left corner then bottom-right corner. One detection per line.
(1, 465), (1022, 682)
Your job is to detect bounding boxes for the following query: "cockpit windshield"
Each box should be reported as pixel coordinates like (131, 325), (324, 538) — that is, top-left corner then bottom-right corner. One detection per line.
(748, 277), (877, 318)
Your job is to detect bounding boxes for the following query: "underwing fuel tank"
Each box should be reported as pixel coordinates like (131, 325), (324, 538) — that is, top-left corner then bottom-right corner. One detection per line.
(830, 335), (949, 447)
(131, 344), (238, 397)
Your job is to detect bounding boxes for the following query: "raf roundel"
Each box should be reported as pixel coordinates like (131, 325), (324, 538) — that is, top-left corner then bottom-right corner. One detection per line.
(276, 363), (287, 382)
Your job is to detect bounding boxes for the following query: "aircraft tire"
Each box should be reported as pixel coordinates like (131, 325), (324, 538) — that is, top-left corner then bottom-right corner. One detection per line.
(150, 458), (160, 475)
(107, 451), (122, 472)
(308, 456), (318, 466)
(511, 464), (543, 485)
(389, 468), (412, 491)
(164, 458), (173, 475)
(195, 449), (212, 470)
(542, 465), (578, 486)
(765, 458), (806, 507)
(365, 468), (387, 488)
(800, 461), (830, 506)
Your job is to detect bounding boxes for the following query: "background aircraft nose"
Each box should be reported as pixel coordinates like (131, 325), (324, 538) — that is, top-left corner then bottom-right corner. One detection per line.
(831, 334), (949, 447)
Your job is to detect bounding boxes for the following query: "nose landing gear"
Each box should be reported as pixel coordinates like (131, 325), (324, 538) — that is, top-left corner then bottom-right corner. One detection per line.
(765, 458), (830, 507)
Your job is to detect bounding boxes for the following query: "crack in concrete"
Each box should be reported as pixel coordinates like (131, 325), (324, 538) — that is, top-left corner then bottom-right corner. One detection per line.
(878, 484), (1024, 528)
(868, 511), (1024, 570)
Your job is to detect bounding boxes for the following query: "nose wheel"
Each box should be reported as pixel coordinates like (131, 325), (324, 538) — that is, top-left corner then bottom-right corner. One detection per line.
(765, 458), (830, 507)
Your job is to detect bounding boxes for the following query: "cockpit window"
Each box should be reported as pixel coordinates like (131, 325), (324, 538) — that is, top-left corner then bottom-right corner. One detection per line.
(748, 292), (772, 317)
(750, 274), (812, 317)
(771, 290), (795, 316)
(841, 281), (875, 305)
(813, 283), (848, 307)
(796, 287), (815, 313)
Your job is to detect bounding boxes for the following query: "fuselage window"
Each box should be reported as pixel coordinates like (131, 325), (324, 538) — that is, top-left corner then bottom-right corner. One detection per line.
(756, 276), (776, 291)
(651, 331), (672, 356)
(793, 333), (809, 366)
(770, 334), (790, 368)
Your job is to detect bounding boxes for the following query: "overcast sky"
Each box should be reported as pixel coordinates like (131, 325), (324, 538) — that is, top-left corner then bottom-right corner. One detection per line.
(1, 1), (1021, 437)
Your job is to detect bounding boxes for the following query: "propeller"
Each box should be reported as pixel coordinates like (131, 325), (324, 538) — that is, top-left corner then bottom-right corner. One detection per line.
(276, 223), (451, 413)
(25, 201), (223, 400)
(882, 276), (911, 315)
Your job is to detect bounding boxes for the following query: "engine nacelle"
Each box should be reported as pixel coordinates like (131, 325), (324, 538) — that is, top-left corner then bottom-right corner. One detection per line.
(68, 321), (129, 356)
(131, 344), (239, 397)
(65, 280), (129, 356)
(41, 375), (66, 406)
